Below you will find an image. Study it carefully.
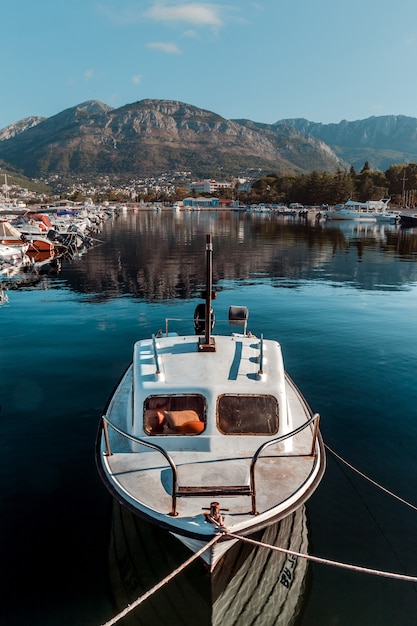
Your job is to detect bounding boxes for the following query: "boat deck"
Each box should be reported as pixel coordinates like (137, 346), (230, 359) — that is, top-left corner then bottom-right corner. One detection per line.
(103, 446), (317, 520)
(99, 370), (323, 537)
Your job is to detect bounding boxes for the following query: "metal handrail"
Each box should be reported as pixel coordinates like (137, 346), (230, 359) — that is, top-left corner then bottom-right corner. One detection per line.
(101, 411), (321, 518)
(101, 415), (179, 516)
(163, 317), (251, 336)
(249, 412), (321, 514)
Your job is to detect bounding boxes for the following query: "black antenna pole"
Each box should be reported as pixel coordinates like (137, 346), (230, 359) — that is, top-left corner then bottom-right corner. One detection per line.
(205, 234), (212, 347)
(198, 234), (216, 352)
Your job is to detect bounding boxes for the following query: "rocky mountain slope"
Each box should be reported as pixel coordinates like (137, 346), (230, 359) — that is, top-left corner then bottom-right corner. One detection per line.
(280, 115), (417, 171)
(0, 100), (345, 180)
(0, 100), (416, 181)
(0, 115), (46, 141)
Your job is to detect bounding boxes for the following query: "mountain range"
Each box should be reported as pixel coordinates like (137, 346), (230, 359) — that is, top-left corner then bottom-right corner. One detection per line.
(1, 99), (416, 184)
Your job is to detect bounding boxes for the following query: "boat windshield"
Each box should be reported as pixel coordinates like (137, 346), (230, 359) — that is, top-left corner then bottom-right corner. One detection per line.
(217, 394), (279, 435)
(144, 394), (206, 435)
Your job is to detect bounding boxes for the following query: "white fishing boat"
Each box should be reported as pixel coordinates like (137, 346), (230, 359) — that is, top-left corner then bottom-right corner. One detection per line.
(96, 235), (326, 571)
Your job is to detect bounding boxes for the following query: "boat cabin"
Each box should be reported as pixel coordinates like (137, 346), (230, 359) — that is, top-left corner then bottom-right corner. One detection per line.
(143, 392), (279, 436)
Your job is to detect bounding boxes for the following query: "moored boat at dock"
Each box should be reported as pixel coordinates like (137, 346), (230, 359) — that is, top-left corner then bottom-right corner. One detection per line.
(96, 234), (326, 572)
(325, 198), (393, 221)
(400, 212), (417, 227)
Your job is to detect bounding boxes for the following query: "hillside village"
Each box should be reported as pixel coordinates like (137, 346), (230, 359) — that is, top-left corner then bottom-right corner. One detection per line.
(0, 170), (253, 208)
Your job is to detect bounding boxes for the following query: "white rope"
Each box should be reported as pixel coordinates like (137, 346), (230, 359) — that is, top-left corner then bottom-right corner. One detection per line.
(226, 532), (417, 582)
(101, 445), (417, 625)
(101, 534), (221, 626)
(325, 443), (417, 512)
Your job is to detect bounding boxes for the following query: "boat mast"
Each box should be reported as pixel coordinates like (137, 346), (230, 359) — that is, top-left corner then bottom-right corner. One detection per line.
(198, 234), (216, 352)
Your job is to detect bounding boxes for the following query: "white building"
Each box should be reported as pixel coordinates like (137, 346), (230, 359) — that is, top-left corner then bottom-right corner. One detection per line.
(190, 179), (232, 194)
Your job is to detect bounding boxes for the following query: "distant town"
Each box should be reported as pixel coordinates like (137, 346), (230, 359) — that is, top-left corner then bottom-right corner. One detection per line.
(0, 169), (262, 208)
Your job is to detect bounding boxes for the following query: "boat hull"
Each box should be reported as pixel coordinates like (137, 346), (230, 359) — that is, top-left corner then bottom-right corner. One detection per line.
(326, 210), (377, 221)
(400, 214), (417, 227)
(106, 499), (310, 624)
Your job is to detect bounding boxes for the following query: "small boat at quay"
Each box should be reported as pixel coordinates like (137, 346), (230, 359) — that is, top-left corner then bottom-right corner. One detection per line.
(325, 198), (395, 221)
(0, 242), (28, 260)
(0, 220), (30, 254)
(96, 235), (326, 571)
(400, 213), (417, 227)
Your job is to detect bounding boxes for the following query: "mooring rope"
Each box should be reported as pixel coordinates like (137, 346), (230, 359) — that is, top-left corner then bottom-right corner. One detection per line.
(101, 445), (417, 625)
(101, 534), (221, 626)
(325, 443), (417, 512)
(226, 532), (417, 582)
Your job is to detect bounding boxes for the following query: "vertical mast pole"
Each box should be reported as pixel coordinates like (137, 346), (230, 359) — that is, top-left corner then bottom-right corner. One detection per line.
(198, 233), (216, 351)
(205, 234), (212, 347)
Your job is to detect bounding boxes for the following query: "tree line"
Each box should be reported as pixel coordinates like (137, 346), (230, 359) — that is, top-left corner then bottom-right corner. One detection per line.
(238, 162), (417, 207)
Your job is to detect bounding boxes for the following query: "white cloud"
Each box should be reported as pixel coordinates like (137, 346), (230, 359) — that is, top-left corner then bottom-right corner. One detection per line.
(145, 3), (223, 27)
(132, 74), (143, 84)
(84, 69), (94, 81)
(97, 2), (226, 29)
(146, 41), (181, 53)
(182, 29), (198, 38)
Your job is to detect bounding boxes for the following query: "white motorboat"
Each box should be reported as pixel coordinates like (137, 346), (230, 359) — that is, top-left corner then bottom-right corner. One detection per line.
(326, 198), (392, 221)
(96, 235), (325, 571)
(0, 220), (30, 254)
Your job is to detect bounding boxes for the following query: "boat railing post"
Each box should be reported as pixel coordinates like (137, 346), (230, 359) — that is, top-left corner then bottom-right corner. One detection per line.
(258, 334), (264, 376)
(310, 413), (320, 456)
(152, 334), (161, 375)
(250, 465), (257, 515)
(170, 478), (178, 517)
(102, 416), (112, 456)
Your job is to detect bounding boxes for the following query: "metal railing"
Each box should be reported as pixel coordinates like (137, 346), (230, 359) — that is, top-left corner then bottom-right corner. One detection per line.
(249, 412), (321, 514)
(101, 415), (179, 516)
(101, 411), (321, 517)
(163, 316), (249, 337)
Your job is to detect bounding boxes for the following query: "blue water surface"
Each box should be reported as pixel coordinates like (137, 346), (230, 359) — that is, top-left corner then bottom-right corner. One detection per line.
(1, 211), (417, 625)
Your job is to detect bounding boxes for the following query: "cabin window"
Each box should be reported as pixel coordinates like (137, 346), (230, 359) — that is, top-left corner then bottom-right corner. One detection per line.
(217, 394), (279, 435)
(144, 394), (206, 435)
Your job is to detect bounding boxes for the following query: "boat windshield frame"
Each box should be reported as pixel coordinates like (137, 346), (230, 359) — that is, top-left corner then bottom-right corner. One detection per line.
(143, 393), (207, 435)
(217, 393), (279, 435)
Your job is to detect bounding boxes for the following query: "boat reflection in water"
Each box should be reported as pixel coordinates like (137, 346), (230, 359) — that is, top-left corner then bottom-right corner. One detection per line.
(107, 500), (309, 626)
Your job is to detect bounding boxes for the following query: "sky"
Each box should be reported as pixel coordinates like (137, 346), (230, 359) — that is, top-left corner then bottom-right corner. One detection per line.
(2, 0), (417, 130)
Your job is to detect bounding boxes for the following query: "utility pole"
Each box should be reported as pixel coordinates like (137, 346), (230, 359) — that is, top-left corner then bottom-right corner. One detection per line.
(401, 170), (408, 207)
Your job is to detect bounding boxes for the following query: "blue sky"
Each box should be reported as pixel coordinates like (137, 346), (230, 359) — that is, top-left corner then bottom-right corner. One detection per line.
(2, 0), (417, 129)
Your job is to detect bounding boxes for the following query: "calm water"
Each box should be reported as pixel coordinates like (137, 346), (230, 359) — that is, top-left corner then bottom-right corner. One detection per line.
(1, 210), (417, 625)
